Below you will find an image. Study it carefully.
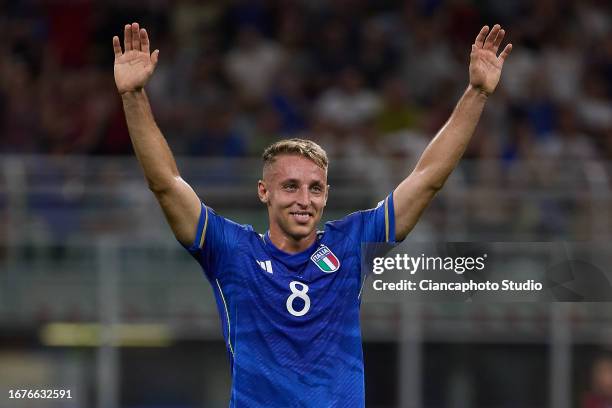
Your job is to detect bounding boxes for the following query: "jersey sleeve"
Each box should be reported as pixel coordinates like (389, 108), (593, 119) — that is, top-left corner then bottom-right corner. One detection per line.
(328, 191), (397, 244)
(181, 202), (245, 280)
(360, 191), (397, 243)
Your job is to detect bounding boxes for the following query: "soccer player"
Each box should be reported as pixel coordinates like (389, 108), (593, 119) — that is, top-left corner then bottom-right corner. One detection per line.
(113, 22), (511, 407)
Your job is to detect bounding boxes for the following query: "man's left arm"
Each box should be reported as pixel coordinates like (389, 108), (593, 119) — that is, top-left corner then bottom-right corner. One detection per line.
(393, 24), (512, 241)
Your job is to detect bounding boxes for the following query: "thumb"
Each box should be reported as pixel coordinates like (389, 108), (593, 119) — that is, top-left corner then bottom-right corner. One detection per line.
(151, 49), (160, 67)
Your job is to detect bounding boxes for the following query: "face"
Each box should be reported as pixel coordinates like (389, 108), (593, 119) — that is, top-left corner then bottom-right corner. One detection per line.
(258, 154), (328, 245)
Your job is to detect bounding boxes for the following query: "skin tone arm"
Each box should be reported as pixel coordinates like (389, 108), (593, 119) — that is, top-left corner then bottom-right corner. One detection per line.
(393, 24), (513, 241)
(113, 22), (201, 246)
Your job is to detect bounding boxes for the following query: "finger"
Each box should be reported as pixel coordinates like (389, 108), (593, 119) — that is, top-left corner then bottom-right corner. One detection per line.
(131, 22), (140, 51)
(474, 25), (489, 48)
(493, 28), (505, 53)
(151, 49), (160, 67)
(498, 43), (513, 63)
(140, 28), (150, 54)
(485, 24), (501, 49)
(112, 36), (122, 58)
(124, 24), (132, 51)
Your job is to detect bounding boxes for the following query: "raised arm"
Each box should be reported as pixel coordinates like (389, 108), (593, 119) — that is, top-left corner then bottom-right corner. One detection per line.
(113, 22), (201, 246)
(393, 24), (512, 241)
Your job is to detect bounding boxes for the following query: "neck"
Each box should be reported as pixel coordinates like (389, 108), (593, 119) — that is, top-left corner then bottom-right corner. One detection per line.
(268, 228), (317, 254)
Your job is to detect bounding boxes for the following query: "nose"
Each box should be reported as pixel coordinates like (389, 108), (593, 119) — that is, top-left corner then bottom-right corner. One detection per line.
(296, 185), (310, 207)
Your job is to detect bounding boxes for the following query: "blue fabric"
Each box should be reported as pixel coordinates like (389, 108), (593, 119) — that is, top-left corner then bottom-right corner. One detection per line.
(182, 192), (396, 407)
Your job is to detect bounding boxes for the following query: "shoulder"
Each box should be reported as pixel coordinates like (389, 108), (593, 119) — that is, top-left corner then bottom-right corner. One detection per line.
(202, 205), (257, 247)
(207, 206), (253, 230)
(325, 211), (365, 234)
(325, 199), (385, 233)
(322, 195), (392, 244)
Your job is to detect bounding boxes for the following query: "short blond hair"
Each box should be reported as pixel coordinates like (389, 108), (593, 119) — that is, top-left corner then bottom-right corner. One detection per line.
(262, 138), (328, 173)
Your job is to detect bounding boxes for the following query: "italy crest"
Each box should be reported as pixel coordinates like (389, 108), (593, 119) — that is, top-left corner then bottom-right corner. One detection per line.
(311, 245), (340, 273)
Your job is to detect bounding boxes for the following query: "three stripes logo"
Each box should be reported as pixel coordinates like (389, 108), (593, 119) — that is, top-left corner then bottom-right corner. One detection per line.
(310, 245), (340, 273)
(257, 260), (273, 274)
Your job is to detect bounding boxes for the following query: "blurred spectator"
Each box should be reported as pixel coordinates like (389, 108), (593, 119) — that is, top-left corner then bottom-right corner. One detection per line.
(502, 117), (536, 166)
(399, 18), (460, 103)
(170, 1), (222, 49)
(222, 0), (275, 38)
(187, 105), (246, 157)
(310, 17), (355, 83)
(246, 105), (284, 156)
(445, 0), (480, 45)
(542, 29), (583, 103)
(499, 29), (538, 103)
(275, 1), (310, 74)
(315, 67), (380, 131)
(357, 18), (398, 88)
(538, 105), (599, 162)
(375, 76), (422, 136)
(520, 68), (557, 139)
(1, 59), (41, 152)
(576, 0), (612, 40)
(225, 24), (285, 105)
(45, 0), (94, 68)
(583, 352), (612, 408)
(578, 72), (612, 133)
(268, 70), (309, 136)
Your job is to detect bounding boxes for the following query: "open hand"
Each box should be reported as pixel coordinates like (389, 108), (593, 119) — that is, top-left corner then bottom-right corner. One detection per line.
(113, 22), (159, 95)
(469, 24), (512, 96)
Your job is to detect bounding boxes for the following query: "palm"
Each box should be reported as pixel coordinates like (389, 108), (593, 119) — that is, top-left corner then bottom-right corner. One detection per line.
(112, 23), (159, 94)
(468, 25), (512, 96)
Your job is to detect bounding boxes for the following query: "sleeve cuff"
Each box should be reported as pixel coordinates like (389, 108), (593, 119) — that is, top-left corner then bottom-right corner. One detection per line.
(188, 202), (209, 252)
(385, 192), (396, 244)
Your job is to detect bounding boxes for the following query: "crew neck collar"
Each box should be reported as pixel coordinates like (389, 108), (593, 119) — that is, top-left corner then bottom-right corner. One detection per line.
(264, 230), (321, 259)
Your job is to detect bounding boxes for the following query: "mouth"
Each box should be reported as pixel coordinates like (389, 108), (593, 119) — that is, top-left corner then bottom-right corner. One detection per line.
(289, 211), (313, 224)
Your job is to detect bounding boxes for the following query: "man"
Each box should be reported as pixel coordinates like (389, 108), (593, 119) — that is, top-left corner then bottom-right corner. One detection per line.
(113, 22), (511, 407)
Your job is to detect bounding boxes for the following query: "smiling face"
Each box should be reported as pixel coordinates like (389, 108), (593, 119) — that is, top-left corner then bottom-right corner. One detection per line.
(258, 154), (328, 253)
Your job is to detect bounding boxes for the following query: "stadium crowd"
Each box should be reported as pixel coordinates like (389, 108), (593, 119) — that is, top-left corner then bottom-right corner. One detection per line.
(0, 0), (611, 164)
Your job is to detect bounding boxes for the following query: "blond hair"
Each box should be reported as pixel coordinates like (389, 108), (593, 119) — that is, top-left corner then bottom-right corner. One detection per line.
(262, 138), (328, 173)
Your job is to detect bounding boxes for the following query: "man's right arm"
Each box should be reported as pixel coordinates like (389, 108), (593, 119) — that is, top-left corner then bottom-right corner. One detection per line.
(114, 23), (200, 246)
(122, 89), (201, 246)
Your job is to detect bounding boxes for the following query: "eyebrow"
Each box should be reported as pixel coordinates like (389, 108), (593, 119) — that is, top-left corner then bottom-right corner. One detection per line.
(280, 178), (299, 185)
(279, 178), (324, 186)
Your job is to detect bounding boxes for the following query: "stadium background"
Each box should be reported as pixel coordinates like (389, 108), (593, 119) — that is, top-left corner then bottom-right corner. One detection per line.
(1, 0), (612, 407)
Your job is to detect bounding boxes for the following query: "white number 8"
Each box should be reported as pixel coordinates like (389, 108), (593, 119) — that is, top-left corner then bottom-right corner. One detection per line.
(286, 281), (310, 317)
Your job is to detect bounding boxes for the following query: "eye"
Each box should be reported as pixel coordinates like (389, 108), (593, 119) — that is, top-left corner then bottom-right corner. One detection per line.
(310, 185), (323, 194)
(283, 183), (298, 191)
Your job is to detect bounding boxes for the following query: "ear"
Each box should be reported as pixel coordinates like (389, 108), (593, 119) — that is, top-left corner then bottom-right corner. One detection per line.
(324, 184), (330, 207)
(258, 180), (268, 204)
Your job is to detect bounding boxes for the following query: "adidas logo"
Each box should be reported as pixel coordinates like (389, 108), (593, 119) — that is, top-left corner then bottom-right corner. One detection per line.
(257, 260), (273, 274)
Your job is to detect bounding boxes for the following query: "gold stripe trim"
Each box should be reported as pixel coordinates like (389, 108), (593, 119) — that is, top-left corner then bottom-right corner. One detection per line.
(198, 205), (209, 249)
(384, 196), (389, 243)
(216, 279), (234, 357)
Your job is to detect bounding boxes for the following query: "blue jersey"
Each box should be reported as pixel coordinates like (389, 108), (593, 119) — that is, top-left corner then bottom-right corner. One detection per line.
(182, 192), (397, 407)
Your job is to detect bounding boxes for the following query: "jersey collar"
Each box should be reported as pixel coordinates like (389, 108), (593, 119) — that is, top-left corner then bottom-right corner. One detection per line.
(263, 230), (322, 263)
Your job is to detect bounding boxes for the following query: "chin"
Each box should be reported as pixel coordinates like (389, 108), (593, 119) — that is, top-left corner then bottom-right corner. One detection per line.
(286, 223), (316, 240)
(292, 226), (315, 238)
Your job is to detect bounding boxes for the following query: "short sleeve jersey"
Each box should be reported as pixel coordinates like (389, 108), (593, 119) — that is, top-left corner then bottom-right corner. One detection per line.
(183, 192), (397, 408)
